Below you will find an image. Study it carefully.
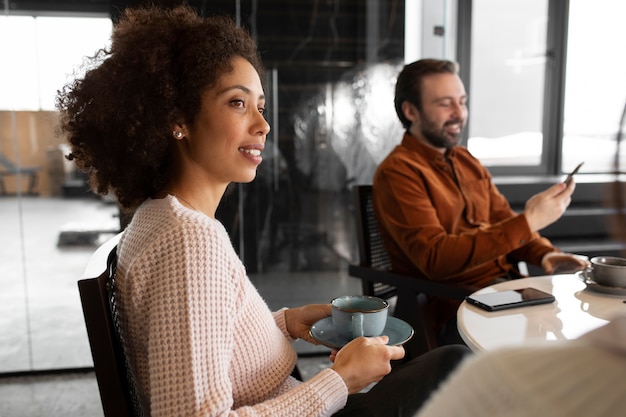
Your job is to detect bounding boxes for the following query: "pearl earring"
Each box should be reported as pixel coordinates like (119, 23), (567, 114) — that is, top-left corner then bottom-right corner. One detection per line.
(173, 131), (183, 139)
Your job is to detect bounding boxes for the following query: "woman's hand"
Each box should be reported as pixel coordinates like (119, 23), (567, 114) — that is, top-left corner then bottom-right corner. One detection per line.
(331, 336), (405, 394)
(284, 304), (331, 343)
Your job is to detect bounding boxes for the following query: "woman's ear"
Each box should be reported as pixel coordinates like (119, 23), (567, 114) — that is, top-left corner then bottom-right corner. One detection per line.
(171, 122), (189, 140)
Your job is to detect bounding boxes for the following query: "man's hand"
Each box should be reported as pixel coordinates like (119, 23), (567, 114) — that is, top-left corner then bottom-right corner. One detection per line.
(542, 252), (589, 274)
(524, 180), (575, 232)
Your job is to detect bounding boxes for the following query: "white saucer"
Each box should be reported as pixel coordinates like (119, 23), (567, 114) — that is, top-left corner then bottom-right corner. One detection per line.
(576, 271), (626, 296)
(309, 316), (414, 349)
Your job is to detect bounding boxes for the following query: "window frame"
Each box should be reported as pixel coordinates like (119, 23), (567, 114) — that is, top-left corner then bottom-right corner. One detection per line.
(456, 0), (570, 177)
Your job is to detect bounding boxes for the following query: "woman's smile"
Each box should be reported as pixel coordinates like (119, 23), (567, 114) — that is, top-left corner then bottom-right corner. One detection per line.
(238, 144), (264, 163)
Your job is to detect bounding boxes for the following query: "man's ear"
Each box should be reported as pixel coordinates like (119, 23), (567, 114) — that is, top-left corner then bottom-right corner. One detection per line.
(401, 101), (420, 125)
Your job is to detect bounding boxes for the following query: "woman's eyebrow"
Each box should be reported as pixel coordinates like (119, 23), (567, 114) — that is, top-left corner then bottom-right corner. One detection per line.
(217, 84), (265, 100)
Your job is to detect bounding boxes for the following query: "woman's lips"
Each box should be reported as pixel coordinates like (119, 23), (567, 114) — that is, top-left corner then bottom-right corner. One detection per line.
(238, 147), (262, 156)
(238, 146), (263, 164)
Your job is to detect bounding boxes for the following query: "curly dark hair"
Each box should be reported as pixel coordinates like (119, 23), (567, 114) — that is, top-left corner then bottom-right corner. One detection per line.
(56, 5), (263, 208)
(394, 59), (459, 130)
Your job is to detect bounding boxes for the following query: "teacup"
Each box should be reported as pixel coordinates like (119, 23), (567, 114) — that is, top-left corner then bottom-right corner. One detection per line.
(331, 295), (389, 340)
(584, 256), (626, 288)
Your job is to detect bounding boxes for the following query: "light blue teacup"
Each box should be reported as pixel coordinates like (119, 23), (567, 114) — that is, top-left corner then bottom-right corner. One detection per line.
(331, 295), (389, 340)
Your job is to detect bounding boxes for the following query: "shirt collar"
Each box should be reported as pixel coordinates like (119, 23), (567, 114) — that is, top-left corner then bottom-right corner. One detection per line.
(401, 132), (458, 160)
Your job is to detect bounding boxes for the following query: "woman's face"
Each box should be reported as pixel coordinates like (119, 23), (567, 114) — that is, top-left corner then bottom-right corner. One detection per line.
(182, 56), (270, 187)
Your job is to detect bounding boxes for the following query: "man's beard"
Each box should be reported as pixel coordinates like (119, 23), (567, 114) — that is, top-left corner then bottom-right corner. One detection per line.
(420, 117), (465, 150)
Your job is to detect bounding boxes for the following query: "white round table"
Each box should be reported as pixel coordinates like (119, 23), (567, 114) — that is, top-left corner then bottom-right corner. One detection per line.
(457, 274), (626, 352)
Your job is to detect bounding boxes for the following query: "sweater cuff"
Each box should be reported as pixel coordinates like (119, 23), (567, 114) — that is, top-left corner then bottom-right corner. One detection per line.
(306, 368), (349, 415)
(273, 308), (296, 342)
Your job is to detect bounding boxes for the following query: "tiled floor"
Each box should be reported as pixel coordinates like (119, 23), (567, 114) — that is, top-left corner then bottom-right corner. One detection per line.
(0, 196), (358, 416)
(0, 372), (104, 417)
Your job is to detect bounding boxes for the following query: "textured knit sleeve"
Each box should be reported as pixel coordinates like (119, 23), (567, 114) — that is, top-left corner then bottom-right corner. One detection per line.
(273, 308), (296, 342)
(136, 216), (242, 416)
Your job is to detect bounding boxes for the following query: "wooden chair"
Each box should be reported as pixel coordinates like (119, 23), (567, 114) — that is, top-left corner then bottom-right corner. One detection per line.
(348, 185), (475, 359)
(0, 153), (40, 195)
(78, 232), (143, 417)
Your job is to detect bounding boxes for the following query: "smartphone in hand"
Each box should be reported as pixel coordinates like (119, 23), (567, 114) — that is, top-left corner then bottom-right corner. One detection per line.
(564, 162), (584, 186)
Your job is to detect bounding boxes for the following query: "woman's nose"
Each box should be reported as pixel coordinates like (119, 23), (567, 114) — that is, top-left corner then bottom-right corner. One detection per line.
(253, 110), (270, 137)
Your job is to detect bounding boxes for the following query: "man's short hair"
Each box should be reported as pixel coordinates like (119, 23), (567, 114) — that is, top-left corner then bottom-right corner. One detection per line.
(394, 59), (459, 129)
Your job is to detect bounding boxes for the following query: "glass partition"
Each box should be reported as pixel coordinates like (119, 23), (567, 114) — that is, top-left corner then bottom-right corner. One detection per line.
(0, 14), (114, 373)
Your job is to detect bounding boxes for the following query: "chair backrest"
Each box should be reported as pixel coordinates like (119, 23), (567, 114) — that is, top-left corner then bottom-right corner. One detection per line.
(352, 185), (398, 299)
(78, 232), (143, 417)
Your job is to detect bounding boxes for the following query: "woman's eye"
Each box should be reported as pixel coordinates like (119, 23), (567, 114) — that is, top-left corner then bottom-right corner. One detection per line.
(231, 99), (244, 107)
(258, 107), (265, 115)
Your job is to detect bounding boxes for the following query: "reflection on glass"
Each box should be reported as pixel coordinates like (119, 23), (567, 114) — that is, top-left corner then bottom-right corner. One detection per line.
(466, 0), (548, 167)
(293, 62), (404, 187)
(562, 0), (626, 173)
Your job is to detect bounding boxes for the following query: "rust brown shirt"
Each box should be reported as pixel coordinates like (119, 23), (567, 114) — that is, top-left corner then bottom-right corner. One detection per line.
(373, 133), (556, 324)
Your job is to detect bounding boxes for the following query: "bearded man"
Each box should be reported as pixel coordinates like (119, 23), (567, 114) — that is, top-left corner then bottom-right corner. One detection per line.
(372, 59), (587, 344)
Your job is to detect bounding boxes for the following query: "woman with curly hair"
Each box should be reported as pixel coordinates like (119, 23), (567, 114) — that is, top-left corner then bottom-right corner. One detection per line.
(57, 5), (469, 416)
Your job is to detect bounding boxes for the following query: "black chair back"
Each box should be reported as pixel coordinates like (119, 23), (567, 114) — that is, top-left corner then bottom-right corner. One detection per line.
(78, 233), (143, 417)
(352, 185), (397, 299)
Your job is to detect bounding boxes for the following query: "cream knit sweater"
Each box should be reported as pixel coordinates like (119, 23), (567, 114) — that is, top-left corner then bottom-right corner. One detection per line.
(116, 196), (348, 416)
(416, 314), (626, 417)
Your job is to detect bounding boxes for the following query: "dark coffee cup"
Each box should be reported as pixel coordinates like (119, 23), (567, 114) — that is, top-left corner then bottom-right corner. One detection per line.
(584, 256), (626, 288)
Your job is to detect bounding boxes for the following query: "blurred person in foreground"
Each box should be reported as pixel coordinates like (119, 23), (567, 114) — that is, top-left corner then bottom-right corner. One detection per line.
(373, 59), (588, 344)
(415, 313), (626, 416)
(56, 6), (469, 417)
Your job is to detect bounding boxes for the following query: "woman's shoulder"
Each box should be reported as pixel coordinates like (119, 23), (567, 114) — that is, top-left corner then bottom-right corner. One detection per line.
(122, 196), (234, 259)
(138, 196), (226, 232)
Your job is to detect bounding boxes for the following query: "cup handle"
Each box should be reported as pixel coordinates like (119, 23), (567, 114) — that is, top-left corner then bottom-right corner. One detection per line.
(352, 313), (364, 338)
(583, 266), (593, 281)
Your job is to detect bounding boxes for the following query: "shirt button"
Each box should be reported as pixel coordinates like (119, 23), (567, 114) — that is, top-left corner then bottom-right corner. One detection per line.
(520, 239), (526, 245)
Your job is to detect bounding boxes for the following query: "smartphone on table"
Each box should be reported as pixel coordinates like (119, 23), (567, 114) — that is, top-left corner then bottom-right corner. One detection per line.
(465, 287), (555, 312)
(564, 162), (584, 186)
